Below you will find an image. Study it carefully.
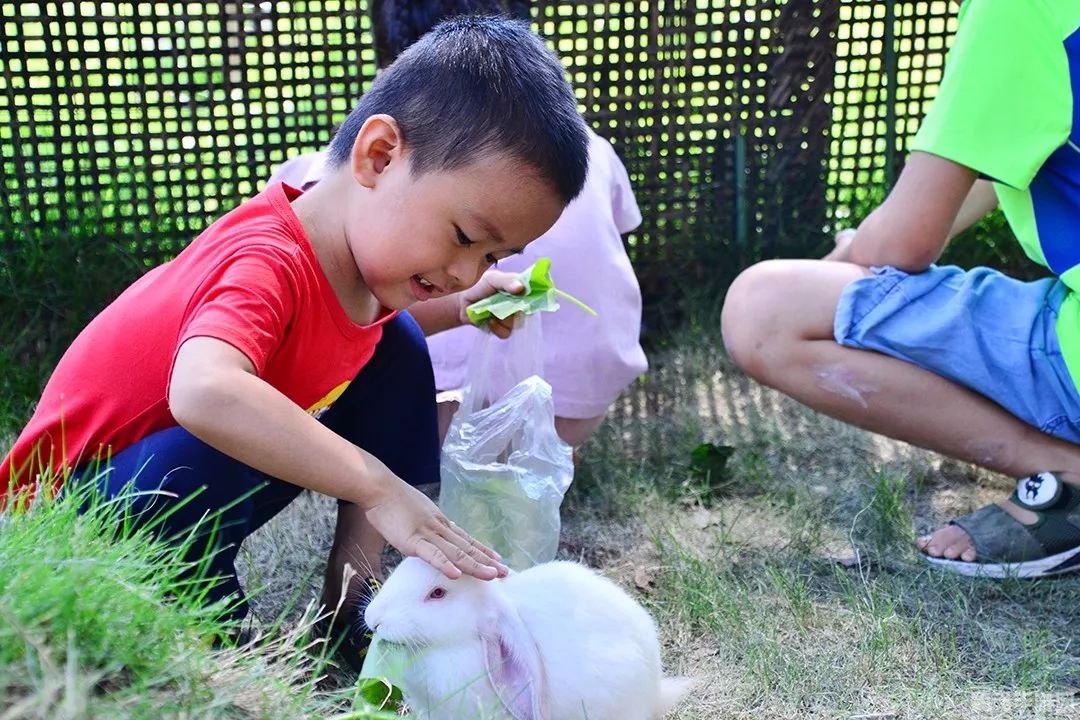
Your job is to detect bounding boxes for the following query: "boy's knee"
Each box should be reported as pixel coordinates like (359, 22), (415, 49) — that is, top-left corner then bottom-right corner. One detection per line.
(721, 261), (790, 376)
(379, 312), (433, 372)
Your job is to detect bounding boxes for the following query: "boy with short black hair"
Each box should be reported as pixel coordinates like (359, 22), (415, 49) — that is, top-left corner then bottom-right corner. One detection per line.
(275, 0), (649, 452)
(1, 15), (590, 664)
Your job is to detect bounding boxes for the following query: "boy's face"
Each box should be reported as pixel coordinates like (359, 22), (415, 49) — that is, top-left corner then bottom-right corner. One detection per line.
(348, 138), (565, 310)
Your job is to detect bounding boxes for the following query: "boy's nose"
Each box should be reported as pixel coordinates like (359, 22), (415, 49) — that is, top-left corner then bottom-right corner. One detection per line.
(446, 257), (486, 292)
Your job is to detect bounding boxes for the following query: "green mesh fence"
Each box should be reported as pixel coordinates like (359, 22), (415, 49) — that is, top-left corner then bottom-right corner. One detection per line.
(0, 0), (958, 325)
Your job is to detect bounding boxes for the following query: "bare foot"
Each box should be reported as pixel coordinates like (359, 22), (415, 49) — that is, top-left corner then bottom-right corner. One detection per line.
(917, 473), (1080, 562)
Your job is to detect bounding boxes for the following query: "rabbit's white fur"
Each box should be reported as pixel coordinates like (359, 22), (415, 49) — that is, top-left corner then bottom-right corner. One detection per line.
(365, 556), (693, 720)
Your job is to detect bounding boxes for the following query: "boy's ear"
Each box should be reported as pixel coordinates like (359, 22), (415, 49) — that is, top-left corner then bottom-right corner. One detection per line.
(350, 114), (404, 188)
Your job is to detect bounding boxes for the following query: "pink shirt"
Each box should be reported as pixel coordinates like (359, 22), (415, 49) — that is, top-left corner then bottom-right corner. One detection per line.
(268, 130), (648, 418)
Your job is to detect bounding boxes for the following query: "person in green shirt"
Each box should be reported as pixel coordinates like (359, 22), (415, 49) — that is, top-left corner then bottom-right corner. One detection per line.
(721, 0), (1080, 578)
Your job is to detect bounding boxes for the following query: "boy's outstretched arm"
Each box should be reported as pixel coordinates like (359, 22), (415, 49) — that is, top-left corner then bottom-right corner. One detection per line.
(168, 336), (507, 581)
(829, 152), (980, 271)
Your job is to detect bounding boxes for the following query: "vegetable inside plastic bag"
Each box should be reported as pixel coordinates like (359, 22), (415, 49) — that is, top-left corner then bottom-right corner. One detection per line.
(439, 314), (574, 571)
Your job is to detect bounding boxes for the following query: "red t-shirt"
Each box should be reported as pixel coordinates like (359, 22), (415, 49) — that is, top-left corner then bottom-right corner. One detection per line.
(2, 183), (395, 500)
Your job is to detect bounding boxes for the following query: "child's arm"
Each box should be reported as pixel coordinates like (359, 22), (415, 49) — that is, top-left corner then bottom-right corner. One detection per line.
(829, 152), (979, 271)
(409, 269), (524, 338)
(947, 179), (999, 239)
(829, 177), (997, 263)
(169, 336), (506, 580)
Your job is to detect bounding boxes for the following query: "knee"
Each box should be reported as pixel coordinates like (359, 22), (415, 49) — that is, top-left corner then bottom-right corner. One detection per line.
(384, 311), (429, 355)
(720, 261), (793, 378)
(554, 413), (607, 447)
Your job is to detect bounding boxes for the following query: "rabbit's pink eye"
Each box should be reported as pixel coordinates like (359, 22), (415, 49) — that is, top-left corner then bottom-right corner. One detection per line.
(428, 587), (446, 600)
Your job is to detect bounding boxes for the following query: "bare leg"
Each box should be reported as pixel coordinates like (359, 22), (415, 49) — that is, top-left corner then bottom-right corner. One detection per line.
(437, 399), (459, 445)
(321, 502), (385, 613)
(554, 414), (606, 447)
(721, 259), (1080, 562)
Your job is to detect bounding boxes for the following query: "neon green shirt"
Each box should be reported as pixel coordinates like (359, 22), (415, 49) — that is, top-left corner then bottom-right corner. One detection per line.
(911, 0), (1080, 388)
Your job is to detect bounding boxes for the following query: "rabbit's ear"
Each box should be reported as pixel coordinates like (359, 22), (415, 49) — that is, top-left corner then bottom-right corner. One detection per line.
(480, 601), (547, 720)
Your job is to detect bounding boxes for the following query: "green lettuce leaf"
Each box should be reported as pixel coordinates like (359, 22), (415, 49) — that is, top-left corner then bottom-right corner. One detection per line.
(465, 257), (597, 326)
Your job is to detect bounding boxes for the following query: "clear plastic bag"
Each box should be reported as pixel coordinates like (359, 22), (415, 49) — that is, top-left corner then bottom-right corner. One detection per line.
(439, 314), (574, 571)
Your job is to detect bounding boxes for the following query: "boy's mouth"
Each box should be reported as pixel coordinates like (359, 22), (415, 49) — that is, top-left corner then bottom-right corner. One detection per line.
(411, 274), (441, 299)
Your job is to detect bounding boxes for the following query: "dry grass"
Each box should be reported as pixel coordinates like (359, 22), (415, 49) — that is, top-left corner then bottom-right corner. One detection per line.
(237, 325), (1079, 719)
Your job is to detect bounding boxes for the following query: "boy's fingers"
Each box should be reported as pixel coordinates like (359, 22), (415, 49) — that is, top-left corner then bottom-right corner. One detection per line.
(487, 274), (524, 294)
(420, 537), (501, 580)
(414, 542), (462, 579)
(448, 545), (501, 580)
(446, 519), (505, 564)
(442, 540), (507, 579)
(487, 318), (513, 338)
(473, 272), (523, 299)
(432, 523), (508, 579)
(487, 311), (524, 339)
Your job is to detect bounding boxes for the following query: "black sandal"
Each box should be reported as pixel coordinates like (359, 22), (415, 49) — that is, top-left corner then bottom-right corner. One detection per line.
(924, 472), (1080, 578)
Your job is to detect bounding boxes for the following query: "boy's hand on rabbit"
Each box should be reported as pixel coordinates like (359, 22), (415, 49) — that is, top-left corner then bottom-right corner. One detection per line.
(365, 476), (509, 580)
(457, 269), (525, 338)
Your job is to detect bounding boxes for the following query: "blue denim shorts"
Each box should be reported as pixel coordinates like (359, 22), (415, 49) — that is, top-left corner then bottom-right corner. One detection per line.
(834, 264), (1080, 443)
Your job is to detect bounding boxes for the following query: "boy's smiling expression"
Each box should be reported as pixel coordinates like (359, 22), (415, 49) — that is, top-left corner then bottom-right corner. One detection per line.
(352, 151), (563, 310)
(302, 114), (566, 320)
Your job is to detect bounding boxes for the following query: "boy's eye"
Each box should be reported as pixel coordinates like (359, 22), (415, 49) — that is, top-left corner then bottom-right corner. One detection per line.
(455, 227), (474, 247)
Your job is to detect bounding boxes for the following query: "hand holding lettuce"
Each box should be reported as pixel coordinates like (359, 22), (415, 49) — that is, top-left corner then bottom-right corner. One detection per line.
(465, 257), (596, 326)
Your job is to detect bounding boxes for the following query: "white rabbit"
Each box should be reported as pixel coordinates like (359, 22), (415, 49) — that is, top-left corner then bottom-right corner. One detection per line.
(364, 556), (694, 720)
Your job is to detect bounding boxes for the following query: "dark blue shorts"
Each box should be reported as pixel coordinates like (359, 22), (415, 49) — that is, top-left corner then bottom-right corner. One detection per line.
(69, 312), (439, 620)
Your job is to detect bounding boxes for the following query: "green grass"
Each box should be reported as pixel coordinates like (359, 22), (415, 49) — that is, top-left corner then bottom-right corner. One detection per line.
(0, 483), (400, 719)
(646, 539), (1078, 717)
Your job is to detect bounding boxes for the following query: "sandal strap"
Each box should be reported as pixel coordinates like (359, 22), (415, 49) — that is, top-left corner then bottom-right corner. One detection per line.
(951, 504), (1047, 563)
(951, 477), (1080, 564)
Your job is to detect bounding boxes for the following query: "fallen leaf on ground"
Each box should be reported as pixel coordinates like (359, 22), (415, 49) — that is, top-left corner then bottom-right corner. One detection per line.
(633, 564), (658, 590)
